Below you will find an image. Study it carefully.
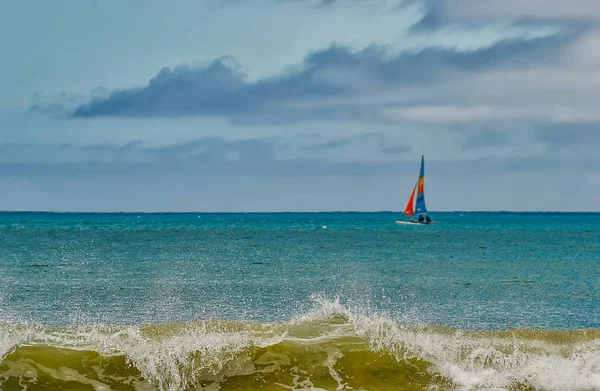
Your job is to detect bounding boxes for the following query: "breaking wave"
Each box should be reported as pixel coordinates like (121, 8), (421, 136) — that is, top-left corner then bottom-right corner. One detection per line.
(1, 296), (600, 391)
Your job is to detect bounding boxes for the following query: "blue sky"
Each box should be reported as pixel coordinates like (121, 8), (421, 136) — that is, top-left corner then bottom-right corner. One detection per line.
(1, 0), (599, 211)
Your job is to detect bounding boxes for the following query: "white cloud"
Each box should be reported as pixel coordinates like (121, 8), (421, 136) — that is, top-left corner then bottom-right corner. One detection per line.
(381, 104), (600, 124)
(435, 0), (600, 22)
(381, 105), (498, 123)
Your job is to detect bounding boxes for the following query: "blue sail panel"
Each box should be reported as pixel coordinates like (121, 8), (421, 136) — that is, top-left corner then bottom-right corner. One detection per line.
(415, 155), (427, 214)
(415, 193), (427, 214)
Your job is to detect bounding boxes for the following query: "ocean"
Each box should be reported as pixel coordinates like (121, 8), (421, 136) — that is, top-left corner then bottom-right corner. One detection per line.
(0, 212), (599, 390)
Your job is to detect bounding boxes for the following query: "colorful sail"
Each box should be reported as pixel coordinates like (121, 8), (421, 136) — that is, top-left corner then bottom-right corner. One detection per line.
(415, 155), (427, 214)
(403, 183), (417, 216)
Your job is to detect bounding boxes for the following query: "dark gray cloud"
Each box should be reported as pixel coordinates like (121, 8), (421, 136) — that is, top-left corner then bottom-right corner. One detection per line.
(0, 130), (571, 176)
(0, 133), (598, 211)
(68, 31), (577, 124)
(28, 92), (86, 118)
(1, 142), (596, 178)
(6, 132), (595, 178)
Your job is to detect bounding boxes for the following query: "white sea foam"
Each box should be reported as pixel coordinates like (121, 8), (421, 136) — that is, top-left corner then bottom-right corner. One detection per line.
(1, 296), (600, 391)
(298, 296), (600, 391)
(0, 323), (38, 363)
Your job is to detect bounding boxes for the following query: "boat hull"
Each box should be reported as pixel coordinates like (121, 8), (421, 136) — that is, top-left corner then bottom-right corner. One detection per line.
(395, 220), (434, 225)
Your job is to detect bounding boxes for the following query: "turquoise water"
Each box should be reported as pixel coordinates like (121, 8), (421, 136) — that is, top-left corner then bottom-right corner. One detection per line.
(1, 212), (600, 390)
(1, 212), (598, 329)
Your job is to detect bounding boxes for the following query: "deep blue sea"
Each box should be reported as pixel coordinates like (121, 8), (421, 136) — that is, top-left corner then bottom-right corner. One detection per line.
(1, 212), (599, 390)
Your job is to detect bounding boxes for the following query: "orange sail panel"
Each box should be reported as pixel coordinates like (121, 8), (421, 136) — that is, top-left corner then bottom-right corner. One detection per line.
(403, 183), (417, 215)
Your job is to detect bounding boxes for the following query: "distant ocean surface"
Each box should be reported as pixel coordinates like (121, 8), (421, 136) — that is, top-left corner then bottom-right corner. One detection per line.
(1, 212), (599, 390)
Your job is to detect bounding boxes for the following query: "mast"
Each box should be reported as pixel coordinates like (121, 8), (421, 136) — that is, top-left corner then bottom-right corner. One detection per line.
(403, 183), (417, 216)
(415, 155), (427, 214)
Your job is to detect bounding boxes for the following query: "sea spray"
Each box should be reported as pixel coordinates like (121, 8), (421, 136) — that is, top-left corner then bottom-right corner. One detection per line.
(2, 297), (599, 390)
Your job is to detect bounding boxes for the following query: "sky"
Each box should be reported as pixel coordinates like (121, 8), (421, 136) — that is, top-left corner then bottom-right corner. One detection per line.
(0, 0), (599, 212)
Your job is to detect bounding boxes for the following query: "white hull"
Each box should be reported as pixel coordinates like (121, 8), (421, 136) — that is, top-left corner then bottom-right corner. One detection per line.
(395, 220), (434, 225)
(395, 220), (418, 225)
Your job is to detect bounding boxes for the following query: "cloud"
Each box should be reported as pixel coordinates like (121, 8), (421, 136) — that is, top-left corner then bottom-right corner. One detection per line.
(381, 104), (600, 124)
(28, 92), (86, 117)
(412, 0), (599, 32)
(300, 132), (414, 155)
(382, 105), (500, 123)
(68, 30), (575, 124)
(424, 0), (600, 24)
(3, 0), (600, 212)
(142, 137), (276, 163)
(453, 121), (600, 158)
(0, 115), (597, 211)
(302, 133), (382, 151)
(1, 150), (598, 212)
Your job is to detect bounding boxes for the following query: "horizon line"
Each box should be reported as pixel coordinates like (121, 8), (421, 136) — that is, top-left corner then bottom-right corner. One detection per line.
(0, 210), (599, 214)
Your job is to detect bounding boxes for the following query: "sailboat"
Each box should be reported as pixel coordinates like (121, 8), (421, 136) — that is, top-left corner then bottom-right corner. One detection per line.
(395, 155), (433, 225)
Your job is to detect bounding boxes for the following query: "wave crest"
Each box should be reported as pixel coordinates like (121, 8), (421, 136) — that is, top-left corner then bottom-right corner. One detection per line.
(1, 297), (600, 391)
